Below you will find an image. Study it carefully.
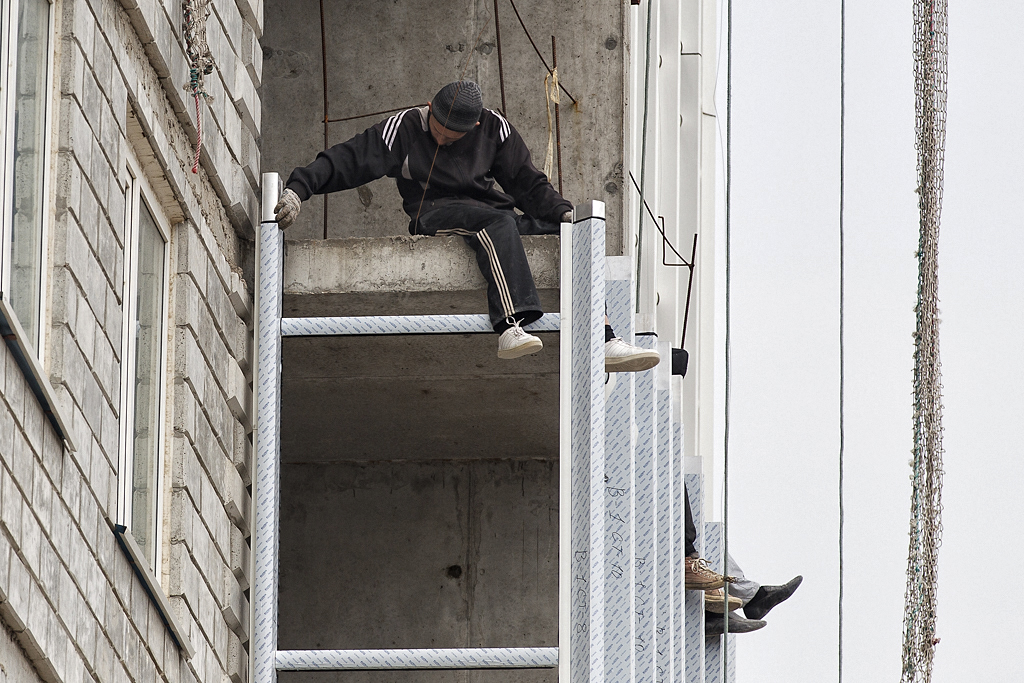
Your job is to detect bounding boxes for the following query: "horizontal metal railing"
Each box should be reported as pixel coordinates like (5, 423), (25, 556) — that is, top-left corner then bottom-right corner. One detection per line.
(280, 313), (560, 336)
(276, 647), (559, 671)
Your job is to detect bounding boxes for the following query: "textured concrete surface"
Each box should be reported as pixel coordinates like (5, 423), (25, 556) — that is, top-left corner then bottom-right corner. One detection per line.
(281, 333), (559, 462)
(278, 460), (558, 683)
(261, 0), (625, 254)
(284, 236), (560, 294)
(282, 234), (560, 315)
(0, 621), (42, 683)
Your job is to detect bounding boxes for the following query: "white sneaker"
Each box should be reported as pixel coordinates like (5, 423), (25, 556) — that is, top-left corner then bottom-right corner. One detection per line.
(498, 322), (543, 359)
(605, 338), (660, 372)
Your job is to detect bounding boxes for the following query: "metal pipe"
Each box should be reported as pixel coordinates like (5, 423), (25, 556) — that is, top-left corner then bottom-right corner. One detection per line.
(253, 173), (284, 683)
(276, 648), (559, 671)
(280, 313), (560, 337)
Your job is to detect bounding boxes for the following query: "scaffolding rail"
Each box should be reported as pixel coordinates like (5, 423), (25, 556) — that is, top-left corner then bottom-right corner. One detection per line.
(250, 173), (731, 682)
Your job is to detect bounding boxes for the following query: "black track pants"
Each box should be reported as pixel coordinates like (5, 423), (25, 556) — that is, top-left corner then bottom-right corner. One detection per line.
(685, 483), (697, 558)
(416, 205), (558, 332)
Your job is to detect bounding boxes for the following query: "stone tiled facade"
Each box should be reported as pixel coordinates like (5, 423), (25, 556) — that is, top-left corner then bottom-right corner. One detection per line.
(0, 0), (261, 681)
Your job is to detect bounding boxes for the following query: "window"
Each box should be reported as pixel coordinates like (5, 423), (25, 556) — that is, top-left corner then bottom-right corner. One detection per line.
(117, 151), (171, 572)
(0, 0), (54, 354)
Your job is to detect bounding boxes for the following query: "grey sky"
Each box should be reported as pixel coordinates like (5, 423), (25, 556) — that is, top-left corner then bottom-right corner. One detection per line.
(711, 1), (1021, 680)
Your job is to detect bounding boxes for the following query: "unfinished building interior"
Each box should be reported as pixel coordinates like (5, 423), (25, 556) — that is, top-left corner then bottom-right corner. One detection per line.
(262, 3), (596, 680)
(257, 0), (718, 680)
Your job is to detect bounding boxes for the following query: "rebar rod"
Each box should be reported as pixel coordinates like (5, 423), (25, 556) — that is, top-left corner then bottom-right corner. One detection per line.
(319, 0), (329, 239)
(494, 0), (508, 115)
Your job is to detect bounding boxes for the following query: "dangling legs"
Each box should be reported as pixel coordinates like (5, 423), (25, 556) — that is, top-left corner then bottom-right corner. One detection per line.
(417, 205), (545, 358)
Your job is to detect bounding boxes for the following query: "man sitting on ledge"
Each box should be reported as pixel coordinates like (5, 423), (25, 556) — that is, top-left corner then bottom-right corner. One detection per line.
(274, 80), (659, 372)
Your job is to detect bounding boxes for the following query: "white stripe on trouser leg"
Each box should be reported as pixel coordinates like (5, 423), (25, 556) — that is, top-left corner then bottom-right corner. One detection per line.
(435, 228), (476, 236)
(476, 228), (516, 319)
(477, 229), (515, 317)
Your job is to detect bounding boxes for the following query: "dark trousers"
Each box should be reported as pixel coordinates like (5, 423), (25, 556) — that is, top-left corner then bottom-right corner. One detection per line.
(685, 483), (697, 558)
(415, 205), (559, 332)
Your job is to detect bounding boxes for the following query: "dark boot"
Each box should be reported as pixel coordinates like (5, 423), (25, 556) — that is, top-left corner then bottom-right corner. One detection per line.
(704, 612), (766, 636)
(743, 575), (803, 621)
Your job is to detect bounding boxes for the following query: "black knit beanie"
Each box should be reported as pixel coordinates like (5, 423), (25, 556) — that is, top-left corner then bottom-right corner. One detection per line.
(431, 81), (483, 132)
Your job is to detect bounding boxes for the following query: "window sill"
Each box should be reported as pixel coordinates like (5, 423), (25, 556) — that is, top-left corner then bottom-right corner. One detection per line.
(0, 296), (77, 451)
(113, 524), (196, 659)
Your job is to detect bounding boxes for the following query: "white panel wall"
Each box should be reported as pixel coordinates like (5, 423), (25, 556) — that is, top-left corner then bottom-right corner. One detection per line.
(626, 0), (718, 494)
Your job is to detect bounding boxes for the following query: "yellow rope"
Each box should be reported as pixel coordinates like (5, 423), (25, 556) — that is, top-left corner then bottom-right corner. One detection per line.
(542, 67), (560, 179)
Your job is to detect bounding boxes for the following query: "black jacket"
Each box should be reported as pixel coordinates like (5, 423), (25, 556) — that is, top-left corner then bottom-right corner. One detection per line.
(285, 106), (572, 231)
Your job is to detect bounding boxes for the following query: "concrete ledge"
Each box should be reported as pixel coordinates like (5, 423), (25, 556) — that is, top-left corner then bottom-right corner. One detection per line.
(283, 236), (561, 294)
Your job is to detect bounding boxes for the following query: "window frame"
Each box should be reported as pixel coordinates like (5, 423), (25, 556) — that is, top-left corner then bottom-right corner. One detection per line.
(0, 0), (56, 358)
(116, 144), (172, 577)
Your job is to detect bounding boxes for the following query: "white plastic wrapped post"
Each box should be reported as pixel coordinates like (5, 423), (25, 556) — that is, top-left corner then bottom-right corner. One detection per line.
(632, 332), (657, 683)
(603, 262), (635, 682)
(702, 522), (735, 683)
(684, 466), (705, 683)
(253, 172), (283, 683)
(655, 341), (675, 683)
(559, 200), (606, 683)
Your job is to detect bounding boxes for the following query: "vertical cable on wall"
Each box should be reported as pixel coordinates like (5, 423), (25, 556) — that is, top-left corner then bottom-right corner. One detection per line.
(722, 0), (734, 657)
(635, 0), (655, 315)
(838, 0), (846, 680)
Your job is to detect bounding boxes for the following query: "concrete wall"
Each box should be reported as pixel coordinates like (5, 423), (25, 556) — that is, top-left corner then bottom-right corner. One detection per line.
(278, 460), (558, 683)
(1, 0), (261, 682)
(261, 0), (626, 255)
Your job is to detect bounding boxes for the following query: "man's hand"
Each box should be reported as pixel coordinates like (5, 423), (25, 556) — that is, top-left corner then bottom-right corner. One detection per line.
(274, 188), (301, 229)
(561, 210), (573, 223)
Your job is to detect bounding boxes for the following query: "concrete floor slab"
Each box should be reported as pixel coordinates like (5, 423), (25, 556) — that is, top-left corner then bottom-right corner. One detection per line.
(281, 333), (559, 462)
(281, 234), (560, 317)
(284, 236), (560, 295)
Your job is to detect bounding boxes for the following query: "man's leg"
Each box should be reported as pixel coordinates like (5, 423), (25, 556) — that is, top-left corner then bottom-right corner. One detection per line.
(418, 204), (544, 331)
(725, 553), (761, 605)
(465, 219), (544, 332)
(682, 484), (728, 591)
(719, 550), (803, 620)
(685, 483), (698, 558)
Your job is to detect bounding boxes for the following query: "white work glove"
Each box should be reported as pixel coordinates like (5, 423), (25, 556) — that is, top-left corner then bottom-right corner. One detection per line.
(561, 210), (573, 223)
(274, 188), (301, 229)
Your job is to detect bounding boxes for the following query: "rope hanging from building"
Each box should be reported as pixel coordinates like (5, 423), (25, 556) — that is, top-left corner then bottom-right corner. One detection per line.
(182, 0), (215, 174)
(901, 0), (947, 680)
(542, 68), (560, 181)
